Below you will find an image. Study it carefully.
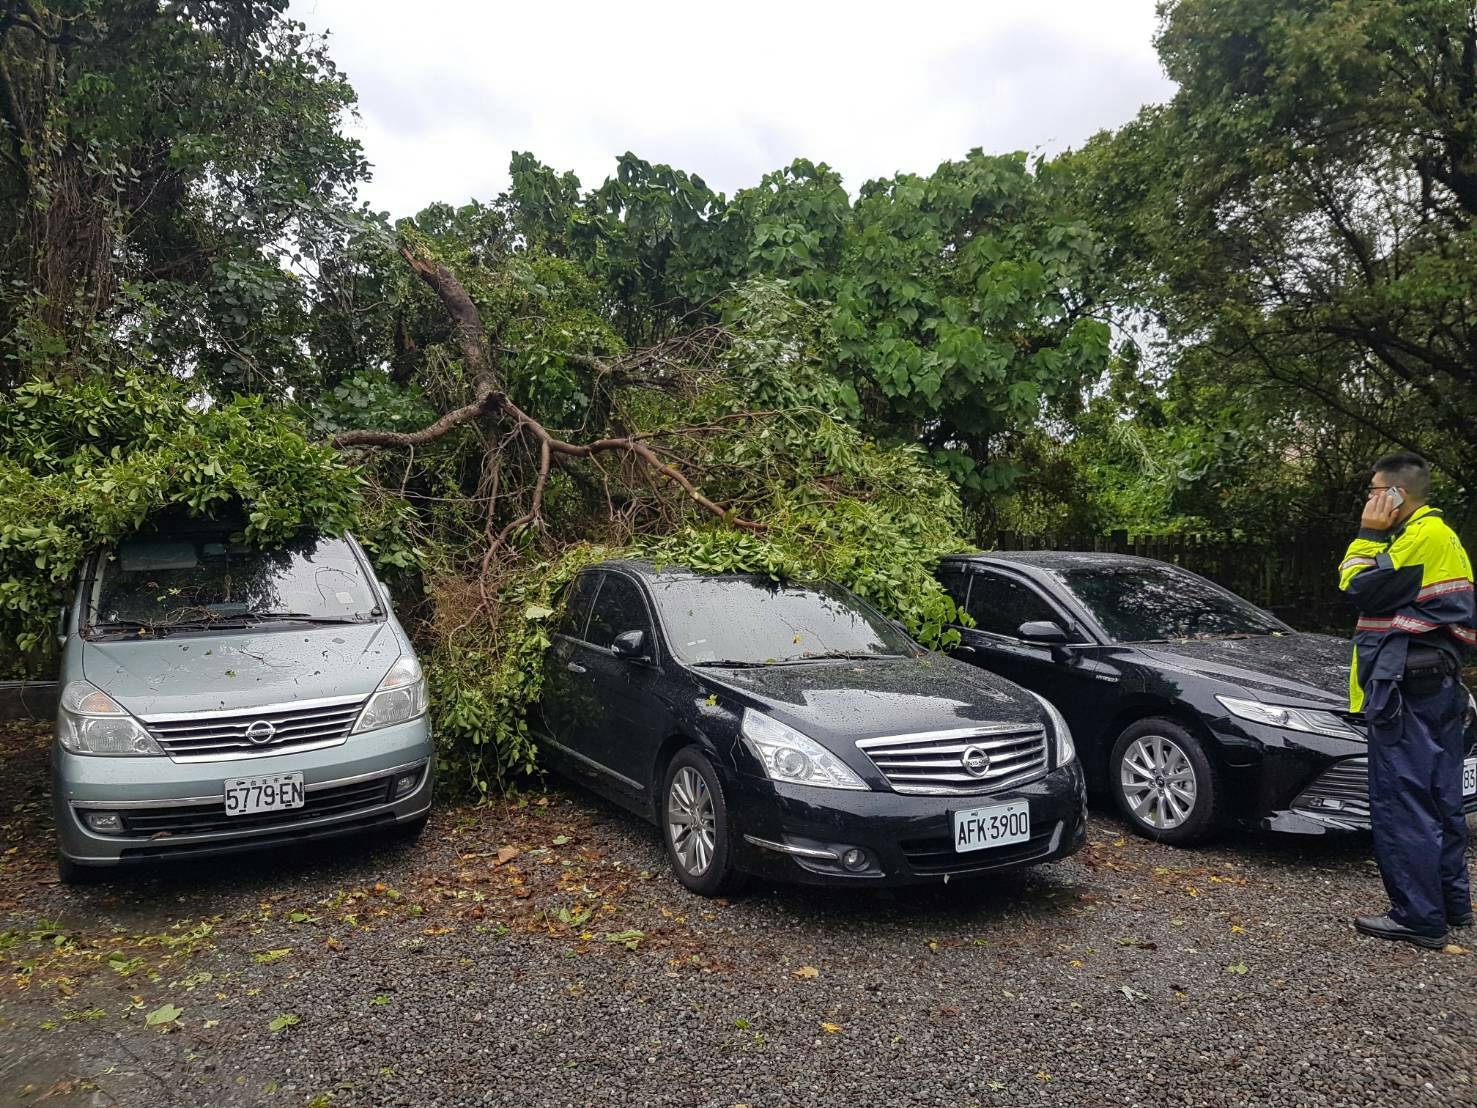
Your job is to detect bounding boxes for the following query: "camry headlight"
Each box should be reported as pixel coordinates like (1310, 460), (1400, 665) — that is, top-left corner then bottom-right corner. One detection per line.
(352, 656), (428, 734)
(739, 708), (867, 790)
(1216, 695), (1363, 740)
(56, 682), (164, 756)
(1027, 691), (1076, 767)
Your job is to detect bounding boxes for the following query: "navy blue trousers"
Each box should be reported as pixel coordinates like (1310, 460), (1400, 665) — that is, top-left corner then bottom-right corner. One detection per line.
(1366, 676), (1472, 936)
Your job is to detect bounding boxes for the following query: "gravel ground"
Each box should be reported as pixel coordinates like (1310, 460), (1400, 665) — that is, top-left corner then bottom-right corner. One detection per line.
(1, 720), (1475, 1108)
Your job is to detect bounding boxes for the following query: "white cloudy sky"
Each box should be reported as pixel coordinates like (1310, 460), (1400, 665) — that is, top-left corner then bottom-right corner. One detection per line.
(288, 0), (1175, 219)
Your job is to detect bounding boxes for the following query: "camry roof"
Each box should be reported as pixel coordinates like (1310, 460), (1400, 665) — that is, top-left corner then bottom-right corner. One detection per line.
(941, 550), (1172, 571)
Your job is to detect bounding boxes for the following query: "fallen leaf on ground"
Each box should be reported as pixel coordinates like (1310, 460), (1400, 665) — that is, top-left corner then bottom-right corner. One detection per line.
(819, 1021), (843, 1034)
(792, 965), (819, 979)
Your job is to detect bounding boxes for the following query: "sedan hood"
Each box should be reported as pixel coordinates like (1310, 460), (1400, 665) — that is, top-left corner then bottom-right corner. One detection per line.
(1138, 633), (1351, 708)
(82, 623), (402, 717)
(700, 654), (1045, 746)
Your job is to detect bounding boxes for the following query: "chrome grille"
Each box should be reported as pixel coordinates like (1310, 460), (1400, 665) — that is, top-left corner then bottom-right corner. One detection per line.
(143, 695), (365, 762)
(857, 724), (1050, 796)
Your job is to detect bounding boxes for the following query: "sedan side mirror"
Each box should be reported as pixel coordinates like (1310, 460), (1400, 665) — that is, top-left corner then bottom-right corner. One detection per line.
(1018, 620), (1070, 645)
(56, 604), (69, 649)
(610, 629), (649, 661)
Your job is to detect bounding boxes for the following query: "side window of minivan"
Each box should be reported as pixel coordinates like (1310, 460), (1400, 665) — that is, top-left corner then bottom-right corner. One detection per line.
(965, 571), (1061, 639)
(556, 573), (600, 640)
(584, 575), (654, 651)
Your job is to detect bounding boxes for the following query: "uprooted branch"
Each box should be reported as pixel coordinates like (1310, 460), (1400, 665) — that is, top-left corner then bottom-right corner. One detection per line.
(332, 241), (763, 555)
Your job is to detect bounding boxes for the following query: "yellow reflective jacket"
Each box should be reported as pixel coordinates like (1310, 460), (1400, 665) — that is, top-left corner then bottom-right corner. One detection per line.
(1337, 505), (1475, 712)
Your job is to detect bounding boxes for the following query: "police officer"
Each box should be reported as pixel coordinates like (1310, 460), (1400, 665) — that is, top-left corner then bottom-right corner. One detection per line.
(1338, 452), (1475, 948)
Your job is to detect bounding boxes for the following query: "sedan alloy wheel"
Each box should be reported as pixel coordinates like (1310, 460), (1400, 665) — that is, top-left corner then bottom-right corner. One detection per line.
(1120, 734), (1197, 830)
(667, 765), (717, 876)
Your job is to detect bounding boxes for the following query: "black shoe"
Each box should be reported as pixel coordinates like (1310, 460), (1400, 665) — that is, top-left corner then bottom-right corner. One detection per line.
(1354, 914), (1448, 949)
(1449, 911), (1474, 929)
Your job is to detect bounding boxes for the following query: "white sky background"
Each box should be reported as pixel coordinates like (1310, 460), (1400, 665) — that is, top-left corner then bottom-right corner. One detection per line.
(288, 0), (1176, 219)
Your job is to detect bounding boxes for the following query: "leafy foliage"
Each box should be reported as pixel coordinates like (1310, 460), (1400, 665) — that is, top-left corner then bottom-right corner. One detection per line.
(0, 372), (380, 657)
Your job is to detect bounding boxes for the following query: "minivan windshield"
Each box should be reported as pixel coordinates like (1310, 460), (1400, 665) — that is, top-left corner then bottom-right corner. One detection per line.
(89, 533), (379, 633)
(1052, 563), (1288, 643)
(647, 576), (918, 665)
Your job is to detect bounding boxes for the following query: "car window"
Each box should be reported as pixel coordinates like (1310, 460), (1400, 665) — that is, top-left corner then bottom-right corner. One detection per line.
(1053, 563), (1288, 642)
(555, 572), (600, 640)
(584, 574), (654, 651)
(937, 567), (971, 613)
(965, 571), (1061, 638)
(646, 575), (918, 664)
(91, 532), (378, 628)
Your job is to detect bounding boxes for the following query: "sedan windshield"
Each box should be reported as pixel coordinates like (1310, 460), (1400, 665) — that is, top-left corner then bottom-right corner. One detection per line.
(648, 576), (918, 665)
(89, 533), (379, 632)
(1053, 563), (1288, 643)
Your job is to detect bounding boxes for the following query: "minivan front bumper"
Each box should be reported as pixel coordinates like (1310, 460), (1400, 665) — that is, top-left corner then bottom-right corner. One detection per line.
(52, 716), (433, 866)
(729, 759), (1087, 887)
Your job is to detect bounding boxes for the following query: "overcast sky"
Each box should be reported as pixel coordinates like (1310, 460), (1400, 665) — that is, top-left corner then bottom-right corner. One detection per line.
(288, 0), (1175, 219)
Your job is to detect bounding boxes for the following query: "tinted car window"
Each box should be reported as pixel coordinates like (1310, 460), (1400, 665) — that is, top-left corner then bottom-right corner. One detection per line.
(556, 573), (600, 639)
(647, 576), (918, 664)
(937, 567), (971, 612)
(92, 533), (376, 627)
(585, 574), (654, 650)
(965, 572), (1060, 638)
(1055, 563), (1287, 642)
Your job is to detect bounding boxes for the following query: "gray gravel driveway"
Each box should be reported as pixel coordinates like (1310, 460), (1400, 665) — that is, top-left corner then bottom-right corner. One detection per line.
(1, 721), (1474, 1108)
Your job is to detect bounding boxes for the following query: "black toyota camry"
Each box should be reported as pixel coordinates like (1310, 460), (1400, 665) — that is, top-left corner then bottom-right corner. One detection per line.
(535, 560), (1086, 895)
(937, 551), (1477, 845)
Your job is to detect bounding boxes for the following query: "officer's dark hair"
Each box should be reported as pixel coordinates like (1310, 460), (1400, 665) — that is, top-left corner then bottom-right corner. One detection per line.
(1373, 451), (1431, 502)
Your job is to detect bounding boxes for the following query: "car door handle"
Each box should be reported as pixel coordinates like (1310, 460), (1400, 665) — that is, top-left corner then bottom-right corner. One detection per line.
(566, 662), (587, 674)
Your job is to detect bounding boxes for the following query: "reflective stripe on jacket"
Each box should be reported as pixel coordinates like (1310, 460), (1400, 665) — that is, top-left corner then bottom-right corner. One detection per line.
(1337, 505), (1475, 712)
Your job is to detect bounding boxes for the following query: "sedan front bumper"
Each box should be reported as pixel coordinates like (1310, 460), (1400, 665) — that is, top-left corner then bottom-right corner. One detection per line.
(728, 760), (1087, 887)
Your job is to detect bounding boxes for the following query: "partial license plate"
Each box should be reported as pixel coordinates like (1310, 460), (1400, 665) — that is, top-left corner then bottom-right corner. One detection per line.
(224, 773), (305, 817)
(1464, 758), (1476, 798)
(952, 799), (1030, 853)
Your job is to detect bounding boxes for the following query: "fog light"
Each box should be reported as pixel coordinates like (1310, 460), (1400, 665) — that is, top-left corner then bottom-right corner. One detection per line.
(841, 848), (867, 871)
(84, 811), (123, 834)
(392, 771), (421, 799)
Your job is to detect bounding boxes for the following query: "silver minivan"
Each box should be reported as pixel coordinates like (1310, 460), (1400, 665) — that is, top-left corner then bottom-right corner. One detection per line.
(51, 524), (433, 883)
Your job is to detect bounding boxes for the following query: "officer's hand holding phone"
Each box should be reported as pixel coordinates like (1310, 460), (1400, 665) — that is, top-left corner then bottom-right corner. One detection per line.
(1362, 485), (1404, 530)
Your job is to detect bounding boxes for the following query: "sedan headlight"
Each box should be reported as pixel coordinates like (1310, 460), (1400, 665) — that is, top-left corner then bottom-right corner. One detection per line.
(1216, 695), (1363, 740)
(1027, 691), (1076, 767)
(56, 682), (163, 756)
(739, 708), (867, 790)
(352, 656), (428, 734)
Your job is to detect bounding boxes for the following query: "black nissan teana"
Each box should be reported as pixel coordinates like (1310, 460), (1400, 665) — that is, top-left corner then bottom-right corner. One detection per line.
(534, 560), (1086, 895)
(936, 551), (1477, 846)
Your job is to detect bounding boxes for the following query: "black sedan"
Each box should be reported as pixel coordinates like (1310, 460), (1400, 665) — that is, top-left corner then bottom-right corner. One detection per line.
(535, 559), (1086, 895)
(937, 551), (1477, 845)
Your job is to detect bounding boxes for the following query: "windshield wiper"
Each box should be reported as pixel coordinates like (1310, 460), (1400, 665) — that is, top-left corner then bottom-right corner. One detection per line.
(240, 611), (374, 625)
(776, 651), (905, 663)
(691, 659), (776, 668)
(86, 619), (170, 638)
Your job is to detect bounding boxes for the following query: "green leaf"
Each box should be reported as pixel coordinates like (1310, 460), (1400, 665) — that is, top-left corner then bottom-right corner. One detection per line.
(268, 1013), (301, 1032)
(145, 1003), (182, 1027)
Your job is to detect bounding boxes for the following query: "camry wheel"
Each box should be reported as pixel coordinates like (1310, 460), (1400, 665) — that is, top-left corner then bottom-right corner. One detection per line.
(662, 748), (741, 896)
(1110, 718), (1223, 845)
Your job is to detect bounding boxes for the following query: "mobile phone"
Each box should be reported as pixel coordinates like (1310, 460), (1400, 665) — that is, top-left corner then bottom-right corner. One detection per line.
(1386, 487), (1405, 509)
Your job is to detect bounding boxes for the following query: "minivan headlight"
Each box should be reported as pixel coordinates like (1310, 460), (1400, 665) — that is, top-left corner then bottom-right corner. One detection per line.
(739, 709), (867, 791)
(352, 656), (428, 734)
(1216, 695), (1363, 740)
(1027, 691), (1076, 767)
(56, 682), (164, 756)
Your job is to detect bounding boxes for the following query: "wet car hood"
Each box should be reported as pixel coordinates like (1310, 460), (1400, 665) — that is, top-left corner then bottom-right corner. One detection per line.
(1137, 633), (1352, 708)
(700, 654), (1045, 746)
(82, 623), (401, 717)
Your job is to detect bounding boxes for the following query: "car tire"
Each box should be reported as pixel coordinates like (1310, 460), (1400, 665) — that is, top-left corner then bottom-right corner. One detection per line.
(57, 856), (104, 886)
(1110, 717), (1224, 846)
(661, 747), (743, 897)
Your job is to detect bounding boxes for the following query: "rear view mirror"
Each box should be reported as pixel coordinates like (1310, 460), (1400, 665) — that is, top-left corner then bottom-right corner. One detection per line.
(1018, 620), (1069, 644)
(610, 629), (649, 660)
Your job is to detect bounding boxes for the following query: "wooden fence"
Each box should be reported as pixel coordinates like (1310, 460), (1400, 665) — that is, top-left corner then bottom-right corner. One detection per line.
(989, 530), (1351, 632)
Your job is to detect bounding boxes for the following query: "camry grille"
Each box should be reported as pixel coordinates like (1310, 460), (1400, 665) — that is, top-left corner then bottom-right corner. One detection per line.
(142, 696), (365, 762)
(1291, 757), (1371, 822)
(856, 724), (1049, 796)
